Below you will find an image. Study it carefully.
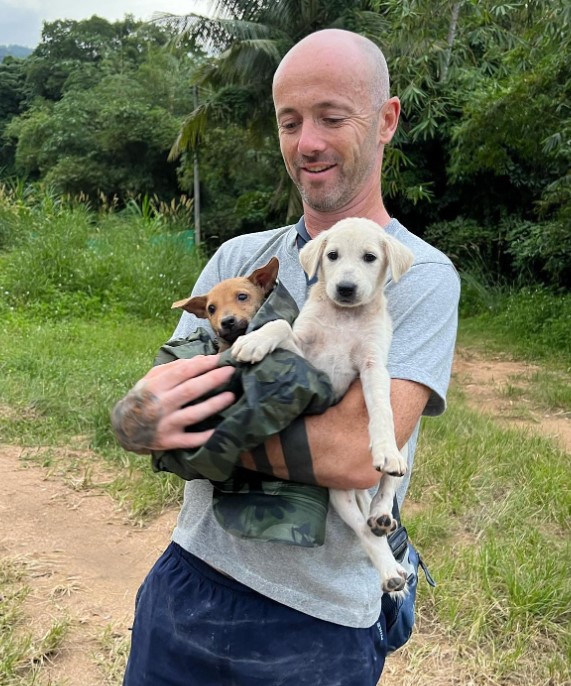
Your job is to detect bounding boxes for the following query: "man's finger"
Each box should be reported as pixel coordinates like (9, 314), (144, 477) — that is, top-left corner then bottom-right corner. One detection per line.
(174, 390), (236, 430)
(166, 365), (235, 409)
(141, 355), (223, 393)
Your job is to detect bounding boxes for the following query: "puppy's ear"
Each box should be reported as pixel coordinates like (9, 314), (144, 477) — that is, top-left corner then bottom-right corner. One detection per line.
(381, 234), (414, 283)
(248, 256), (279, 294)
(171, 295), (207, 317)
(299, 234), (327, 279)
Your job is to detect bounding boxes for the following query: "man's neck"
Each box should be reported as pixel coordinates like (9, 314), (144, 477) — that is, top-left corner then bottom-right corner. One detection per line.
(304, 202), (392, 238)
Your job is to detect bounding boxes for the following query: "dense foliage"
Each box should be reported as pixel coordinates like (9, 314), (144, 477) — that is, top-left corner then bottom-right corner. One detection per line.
(0, 3), (569, 288)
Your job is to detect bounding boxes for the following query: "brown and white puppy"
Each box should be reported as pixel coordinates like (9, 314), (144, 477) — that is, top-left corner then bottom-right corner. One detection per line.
(232, 218), (414, 595)
(172, 257), (279, 351)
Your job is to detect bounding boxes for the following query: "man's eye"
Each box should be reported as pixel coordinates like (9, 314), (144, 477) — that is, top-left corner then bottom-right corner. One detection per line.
(237, 293), (249, 301)
(208, 304), (216, 314)
(327, 251), (338, 261)
(280, 121), (298, 131)
(323, 118), (343, 125)
(363, 253), (377, 263)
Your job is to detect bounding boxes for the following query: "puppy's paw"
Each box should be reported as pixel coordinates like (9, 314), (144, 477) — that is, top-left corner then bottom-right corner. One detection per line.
(367, 512), (398, 537)
(371, 444), (408, 476)
(380, 564), (408, 595)
(231, 331), (276, 364)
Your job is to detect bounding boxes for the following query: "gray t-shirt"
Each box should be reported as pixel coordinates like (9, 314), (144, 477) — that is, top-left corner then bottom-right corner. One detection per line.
(170, 218), (460, 628)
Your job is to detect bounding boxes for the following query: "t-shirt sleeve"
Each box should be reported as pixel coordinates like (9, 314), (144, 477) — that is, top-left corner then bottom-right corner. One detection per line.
(386, 261), (460, 416)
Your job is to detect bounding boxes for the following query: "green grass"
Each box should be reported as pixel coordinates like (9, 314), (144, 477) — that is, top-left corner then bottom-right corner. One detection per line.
(459, 287), (571, 365)
(0, 184), (204, 321)
(0, 558), (70, 686)
(0, 311), (186, 521)
(0, 311), (174, 445)
(405, 390), (571, 683)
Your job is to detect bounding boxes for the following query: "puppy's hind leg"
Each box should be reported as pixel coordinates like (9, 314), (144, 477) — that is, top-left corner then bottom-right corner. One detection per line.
(330, 489), (407, 595)
(367, 472), (401, 537)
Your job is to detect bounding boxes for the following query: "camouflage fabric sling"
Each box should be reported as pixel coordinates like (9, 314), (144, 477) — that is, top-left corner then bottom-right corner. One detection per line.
(151, 280), (335, 547)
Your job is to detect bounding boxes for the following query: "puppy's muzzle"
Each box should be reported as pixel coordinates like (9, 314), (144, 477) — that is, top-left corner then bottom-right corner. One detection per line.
(335, 281), (357, 304)
(218, 316), (248, 344)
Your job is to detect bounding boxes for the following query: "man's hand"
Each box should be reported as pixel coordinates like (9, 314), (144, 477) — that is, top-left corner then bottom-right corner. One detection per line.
(111, 356), (235, 454)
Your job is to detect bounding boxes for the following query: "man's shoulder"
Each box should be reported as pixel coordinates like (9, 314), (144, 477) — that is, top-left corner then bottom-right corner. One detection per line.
(387, 219), (454, 269)
(218, 225), (294, 257)
(208, 225), (296, 280)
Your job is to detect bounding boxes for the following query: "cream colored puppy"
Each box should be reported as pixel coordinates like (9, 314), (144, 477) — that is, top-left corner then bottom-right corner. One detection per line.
(232, 217), (414, 594)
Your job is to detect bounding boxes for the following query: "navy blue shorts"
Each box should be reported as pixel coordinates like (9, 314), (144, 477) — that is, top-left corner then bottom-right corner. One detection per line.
(123, 542), (387, 686)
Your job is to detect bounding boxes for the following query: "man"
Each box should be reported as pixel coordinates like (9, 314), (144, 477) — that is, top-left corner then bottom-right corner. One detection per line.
(114, 29), (460, 686)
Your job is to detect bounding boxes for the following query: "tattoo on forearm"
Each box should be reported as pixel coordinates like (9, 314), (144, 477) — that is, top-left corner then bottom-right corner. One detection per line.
(280, 417), (317, 485)
(251, 443), (274, 476)
(111, 384), (164, 454)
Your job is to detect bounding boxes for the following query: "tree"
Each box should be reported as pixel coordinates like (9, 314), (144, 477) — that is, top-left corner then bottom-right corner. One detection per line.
(24, 16), (173, 102)
(157, 0), (398, 219)
(445, 0), (571, 285)
(7, 52), (194, 198)
(0, 56), (28, 172)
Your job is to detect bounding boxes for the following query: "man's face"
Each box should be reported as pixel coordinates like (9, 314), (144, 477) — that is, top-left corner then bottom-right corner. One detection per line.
(273, 53), (382, 214)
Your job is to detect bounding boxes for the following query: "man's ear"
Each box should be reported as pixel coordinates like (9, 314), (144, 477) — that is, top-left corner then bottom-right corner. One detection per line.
(299, 234), (327, 279)
(248, 256), (280, 294)
(171, 294), (207, 317)
(378, 96), (400, 146)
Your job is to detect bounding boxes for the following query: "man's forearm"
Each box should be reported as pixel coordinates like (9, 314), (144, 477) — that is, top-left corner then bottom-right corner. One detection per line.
(242, 382), (378, 489)
(242, 378), (431, 490)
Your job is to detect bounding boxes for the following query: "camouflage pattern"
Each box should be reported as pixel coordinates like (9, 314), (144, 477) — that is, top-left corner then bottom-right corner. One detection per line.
(212, 468), (329, 547)
(151, 280), (334, 547)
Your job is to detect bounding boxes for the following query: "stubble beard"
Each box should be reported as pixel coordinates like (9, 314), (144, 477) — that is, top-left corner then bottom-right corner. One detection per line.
(293, 132), (380, 213)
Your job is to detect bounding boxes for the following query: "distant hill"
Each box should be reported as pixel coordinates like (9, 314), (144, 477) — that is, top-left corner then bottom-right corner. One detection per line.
(0, 45), (33, 61)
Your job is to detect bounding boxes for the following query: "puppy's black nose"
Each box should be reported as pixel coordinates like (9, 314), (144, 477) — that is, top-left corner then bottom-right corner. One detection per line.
(220, 316), (237, 331)
(336, 282), (356, 300)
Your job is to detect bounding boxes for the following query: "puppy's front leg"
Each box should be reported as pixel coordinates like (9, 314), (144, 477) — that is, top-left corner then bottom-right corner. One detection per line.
(231, 319), (301, 363)
(360, 363), (407, 476)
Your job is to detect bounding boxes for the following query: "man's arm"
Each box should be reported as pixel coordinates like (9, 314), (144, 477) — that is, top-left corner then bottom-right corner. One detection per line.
(242, 378), (431, 490)
(112, 355), (429, 491)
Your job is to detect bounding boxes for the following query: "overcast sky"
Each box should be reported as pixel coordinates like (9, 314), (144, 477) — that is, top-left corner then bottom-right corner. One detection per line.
(0, 0), (211, 48)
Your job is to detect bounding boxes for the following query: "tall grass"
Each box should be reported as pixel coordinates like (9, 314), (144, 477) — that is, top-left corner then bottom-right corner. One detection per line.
(459, 287), (571, 363)
(0, 183), (204, 320)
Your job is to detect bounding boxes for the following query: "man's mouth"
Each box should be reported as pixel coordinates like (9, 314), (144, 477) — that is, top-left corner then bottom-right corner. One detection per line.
(302, 163), (336, 175)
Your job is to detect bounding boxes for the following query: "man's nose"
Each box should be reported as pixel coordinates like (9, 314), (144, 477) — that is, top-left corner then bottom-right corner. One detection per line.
(297, 120), (327, 156)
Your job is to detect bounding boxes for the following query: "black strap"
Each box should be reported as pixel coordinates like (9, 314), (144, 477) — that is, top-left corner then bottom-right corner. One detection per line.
(391, 495), (401, 525)
(388, 495), (408, 561)
(251, 443), (274, 476)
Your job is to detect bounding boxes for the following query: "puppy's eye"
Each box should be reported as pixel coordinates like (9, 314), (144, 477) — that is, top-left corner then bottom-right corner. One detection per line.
(363, 253), (377, 263)
(237, 293), (249, 302)
(327, 251), (338, 261)
(207, 304), (216, 314)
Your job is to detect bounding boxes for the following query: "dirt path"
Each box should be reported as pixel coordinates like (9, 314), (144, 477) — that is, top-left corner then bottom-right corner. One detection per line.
(0, 445), (178, 684)
(453, 348), (571, 452)
(1, 349), (569, 685)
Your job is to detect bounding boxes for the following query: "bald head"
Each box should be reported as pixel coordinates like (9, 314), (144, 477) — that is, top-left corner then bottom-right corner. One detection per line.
(273, 29), (390, 109)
